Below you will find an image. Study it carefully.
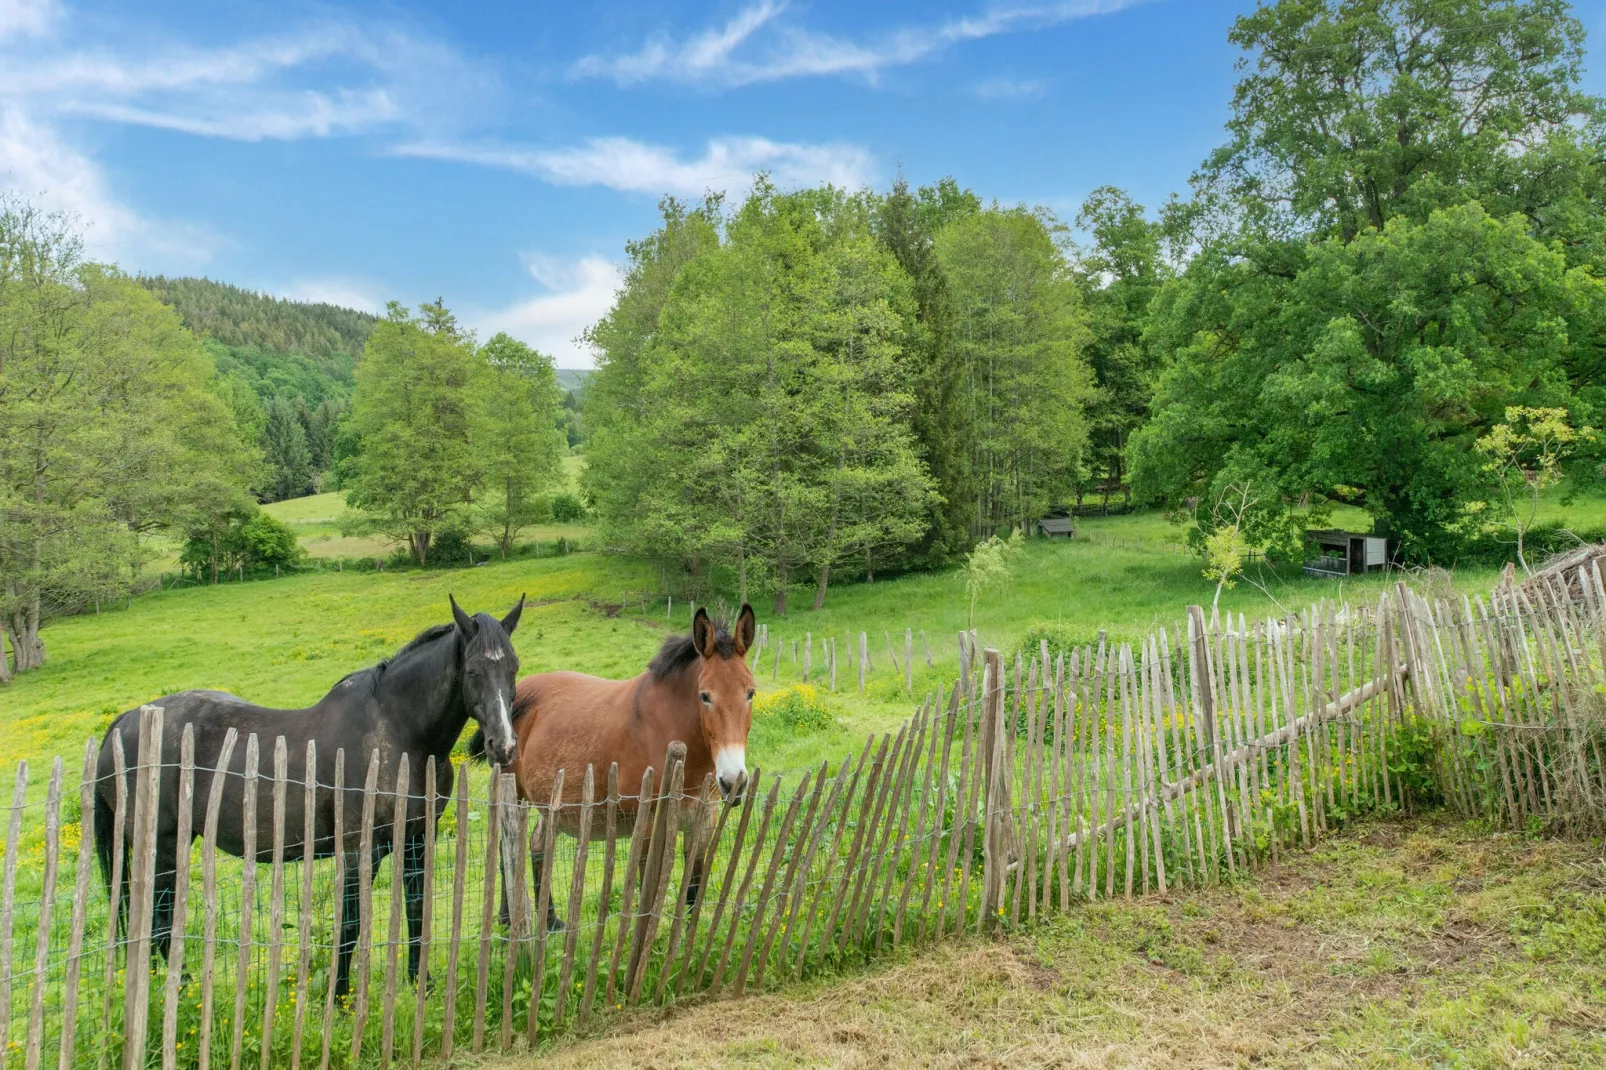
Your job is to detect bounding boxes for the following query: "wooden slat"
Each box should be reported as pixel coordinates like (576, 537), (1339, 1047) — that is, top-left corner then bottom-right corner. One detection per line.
(628, 749), (684, 1001)
(291, 742), (317, 1070)
(654, 773), (715, 1003)
(793, 745), (869, 975)
(99, 735), (125, 1070)
(24, 757), (63, 1070)
(411, 754), (437, 1068)
(823, 733), (892, 951)
(229, 733), (259, 1070)
(554, 765), (593, 1029)
(317, 748), (345, 1070)
(870, 707), (928, 948)
(199, 729), (238, 1070)
(260, 737), (290, 1070)
(671, 771), (742, 999)
(578, 763), (620, 1025)
(942, 673), (981, 934)
(158, 728), (195, 1070)
(709, 779), (779, 995)
(752, 763), (828, 987)
(380, 753), (409, 1067)
(915, 685), (962, 942)
(526, 771), (565, 1042)
(58, 739), (101, 1070)
(605, 767), (655, 1009)
(349, 748), (380, 1064)
(733, 772), (811, 995)
(692, 770), (761, 986)
(470, 766), (501, 1054)
(498, 780), (527, 1051)
(125, 706), (166, 1070)
(440, 763), (469, 1059)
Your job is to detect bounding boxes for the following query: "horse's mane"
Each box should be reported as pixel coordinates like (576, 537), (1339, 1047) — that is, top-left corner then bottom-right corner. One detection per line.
(648, 621), (736, 681)
(334, 622), (457, 691)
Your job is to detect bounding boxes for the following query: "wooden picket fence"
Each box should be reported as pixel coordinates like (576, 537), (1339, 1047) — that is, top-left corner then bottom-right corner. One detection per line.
(3, 575), (1604, 1070)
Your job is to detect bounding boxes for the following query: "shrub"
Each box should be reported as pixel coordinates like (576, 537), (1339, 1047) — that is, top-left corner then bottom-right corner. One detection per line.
(428, 528), (477, 567)
(552, 492), (589, 523)
(1014, 620), (1115, 667)
(754, 684), (837, 733)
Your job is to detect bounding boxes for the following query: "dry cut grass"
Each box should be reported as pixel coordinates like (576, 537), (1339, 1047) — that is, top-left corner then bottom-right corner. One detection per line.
(487, 814), (1605, 1069)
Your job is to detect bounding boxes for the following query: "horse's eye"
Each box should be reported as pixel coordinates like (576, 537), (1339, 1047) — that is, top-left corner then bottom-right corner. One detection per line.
(699, 691), (712, 704)
(746, 690), (755, 702)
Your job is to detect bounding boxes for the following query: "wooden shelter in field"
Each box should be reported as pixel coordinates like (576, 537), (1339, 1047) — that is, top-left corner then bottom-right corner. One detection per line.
(1037, 516), (1075, 539)
(1304, 529), (1389, 579)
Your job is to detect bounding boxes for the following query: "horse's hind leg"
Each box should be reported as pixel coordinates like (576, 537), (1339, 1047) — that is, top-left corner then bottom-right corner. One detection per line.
(150, 840), (181, 964)
(333, 854), (361, 1001)
(402, 835), (426, 984)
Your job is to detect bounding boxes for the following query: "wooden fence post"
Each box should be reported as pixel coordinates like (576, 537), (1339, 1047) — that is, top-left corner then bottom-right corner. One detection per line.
(124, 705), (165, 1070)
(979, 650), (1010, 931)
(859, 633), (869, 693)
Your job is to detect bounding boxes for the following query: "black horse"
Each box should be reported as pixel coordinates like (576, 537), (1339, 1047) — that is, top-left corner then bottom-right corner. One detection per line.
(95, 594), (524, 998)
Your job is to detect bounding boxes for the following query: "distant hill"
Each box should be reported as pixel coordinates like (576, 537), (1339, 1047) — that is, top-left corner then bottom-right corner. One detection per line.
(141, 276), (381, 500)
(556, 368), (594, 394)
(140, 276), (378, 361)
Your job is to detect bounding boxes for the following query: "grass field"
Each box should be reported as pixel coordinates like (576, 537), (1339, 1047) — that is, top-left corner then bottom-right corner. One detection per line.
(3, 488), (1532, 787)
(523, 812), (1606, 1068)
(262, 455), (592, 560)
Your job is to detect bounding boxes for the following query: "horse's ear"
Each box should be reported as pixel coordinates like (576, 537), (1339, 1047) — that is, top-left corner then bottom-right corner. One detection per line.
(733, 603), (756, 657)
(500, 594), (525, 635)
(692, 607), (717, 658)
(449, 594), (477, 637)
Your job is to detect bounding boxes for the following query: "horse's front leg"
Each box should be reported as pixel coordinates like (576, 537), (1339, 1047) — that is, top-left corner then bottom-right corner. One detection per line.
(402, 835), (427, 983)
(528, 813), (560, 933)
(333, 852), (361, 1001)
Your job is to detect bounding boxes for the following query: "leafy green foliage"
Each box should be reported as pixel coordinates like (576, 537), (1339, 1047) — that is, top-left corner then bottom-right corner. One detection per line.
(0, 199), (259, 672)
(180, 506), (305, 580)
(937, 207), (1094, 536)
(475, 333), (566, 557)
(339, 301), (484, 566)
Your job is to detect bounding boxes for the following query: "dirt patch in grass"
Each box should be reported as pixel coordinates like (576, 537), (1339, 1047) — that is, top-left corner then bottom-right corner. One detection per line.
(489, 812), (1605, 1069)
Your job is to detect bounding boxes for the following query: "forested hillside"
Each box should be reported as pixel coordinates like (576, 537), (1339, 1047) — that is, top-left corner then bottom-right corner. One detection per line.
(139, 276), (378, 500)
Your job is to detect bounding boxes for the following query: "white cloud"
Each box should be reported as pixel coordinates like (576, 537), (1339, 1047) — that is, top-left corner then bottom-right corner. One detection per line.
(471, 255), (623, 368)
(0, 102), (220, 267)
(398, 134), (875, 196)
(0, 0), (56, 41)
(973, 75), (1048, 100)
(575, 0), (1148, 88)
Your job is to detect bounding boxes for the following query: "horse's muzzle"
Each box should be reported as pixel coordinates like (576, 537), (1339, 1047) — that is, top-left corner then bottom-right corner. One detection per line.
(718, 770), (748, 804)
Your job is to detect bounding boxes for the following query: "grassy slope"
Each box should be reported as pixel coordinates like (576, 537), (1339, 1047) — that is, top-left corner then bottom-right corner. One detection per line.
(263, 455), (591, 559)
(523, 813), (1606, 1069)
(5, 497), (1519, 787)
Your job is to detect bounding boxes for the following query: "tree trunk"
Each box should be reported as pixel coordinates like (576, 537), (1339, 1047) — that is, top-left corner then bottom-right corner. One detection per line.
(773, 564), (788, 616)
(738, 549), (748, 606)
(412, 531), (430, 566)
(0, 626), (11, 685)
(812, 563), (830, 611)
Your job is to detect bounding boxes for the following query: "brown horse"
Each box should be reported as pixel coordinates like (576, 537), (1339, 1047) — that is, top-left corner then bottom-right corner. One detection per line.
(473, 604), (756, 927)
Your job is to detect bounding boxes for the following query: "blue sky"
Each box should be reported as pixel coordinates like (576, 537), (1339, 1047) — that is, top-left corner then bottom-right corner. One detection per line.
(5, 0), (1606, 366)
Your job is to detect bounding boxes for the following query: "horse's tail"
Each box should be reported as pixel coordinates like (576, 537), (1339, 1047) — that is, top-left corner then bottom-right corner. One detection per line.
(92, 775), (124, 937)
(466, 727), (488, 764)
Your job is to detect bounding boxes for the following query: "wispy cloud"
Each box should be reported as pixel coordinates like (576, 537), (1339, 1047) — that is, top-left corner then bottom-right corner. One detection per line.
(397, 135), (876, 196)
(0, 0), (56, 41)
(0, 102), (221, 267)
(575, 0), (1147, 88)
(471, 254), (624, 367)
(0, 9), (489, 267)
(973, 75), (1048, 100)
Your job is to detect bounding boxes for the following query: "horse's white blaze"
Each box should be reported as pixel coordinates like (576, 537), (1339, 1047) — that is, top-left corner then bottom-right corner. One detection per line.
(494, 690), (514, 750)
(714, 744), (747, 786)
(484, 648), (505, 661)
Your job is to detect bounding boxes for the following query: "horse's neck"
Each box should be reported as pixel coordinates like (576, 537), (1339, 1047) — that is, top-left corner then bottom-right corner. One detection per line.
(636, 668), (710, 767)
(375, 634), (466, 755)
